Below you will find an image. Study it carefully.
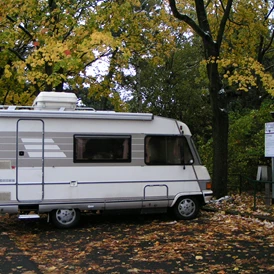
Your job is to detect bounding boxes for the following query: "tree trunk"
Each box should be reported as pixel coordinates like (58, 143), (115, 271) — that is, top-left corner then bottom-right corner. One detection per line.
(136, 62), (142, 112)
(211, 91), (229, 198)
(206, 46), (228, 198)
(168, 0), (232, 198)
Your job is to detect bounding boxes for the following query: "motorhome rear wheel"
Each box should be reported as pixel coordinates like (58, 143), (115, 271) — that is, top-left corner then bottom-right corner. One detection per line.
(50, 208), (80, 228)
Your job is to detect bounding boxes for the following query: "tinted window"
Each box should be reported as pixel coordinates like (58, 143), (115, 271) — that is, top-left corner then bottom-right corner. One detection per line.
(145, 135), (193, 165)
(74, 135), (131, 163)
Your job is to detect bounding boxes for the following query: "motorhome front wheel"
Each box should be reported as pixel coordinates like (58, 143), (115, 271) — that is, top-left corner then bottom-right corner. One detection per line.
(51, 208), (80, 228)
(173, 197), (199, 220)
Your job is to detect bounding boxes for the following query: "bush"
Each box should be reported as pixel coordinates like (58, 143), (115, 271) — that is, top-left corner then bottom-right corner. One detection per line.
(198, 99), (274, 192)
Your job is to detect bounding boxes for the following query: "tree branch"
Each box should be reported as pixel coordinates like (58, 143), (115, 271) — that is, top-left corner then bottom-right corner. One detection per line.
(6, 15), (33, 40)
(265, 63), (274, 72)
(258, 29), (274, 63)
(265, 4), (274, 20)
(264, 28), (274, 53)
(168, 0), (210, 40)
(83, 49), (113, 69)
(216, 0), (233, 48)
(8, 48), (25, 61)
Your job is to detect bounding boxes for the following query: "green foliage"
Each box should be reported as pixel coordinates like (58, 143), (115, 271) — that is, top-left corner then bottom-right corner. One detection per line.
(198, 99), (274, 187)
(200, 99), (274, 189)
(228, 100), (274, 179)
(0, 0), (179, 107)
(75, 88), (128, 111)
(196, 138), (213, 177)
(125, 37), (212, 140)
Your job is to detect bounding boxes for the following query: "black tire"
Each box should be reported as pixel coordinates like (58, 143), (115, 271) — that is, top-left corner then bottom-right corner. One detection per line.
(51, 208), (80, 228)
(173, 197), (200, 220)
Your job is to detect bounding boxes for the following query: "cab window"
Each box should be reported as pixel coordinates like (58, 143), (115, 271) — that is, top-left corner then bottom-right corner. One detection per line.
(145, 135), (193, 165)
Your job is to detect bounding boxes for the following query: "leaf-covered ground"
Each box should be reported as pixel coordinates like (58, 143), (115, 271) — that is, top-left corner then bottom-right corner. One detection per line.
(207, 193), (274, 219)
(1, 194), (274, 274)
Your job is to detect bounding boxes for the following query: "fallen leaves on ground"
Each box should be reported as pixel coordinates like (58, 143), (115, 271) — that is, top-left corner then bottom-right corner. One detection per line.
(1, 193), (274, 273)
(207, 192), (274, 218)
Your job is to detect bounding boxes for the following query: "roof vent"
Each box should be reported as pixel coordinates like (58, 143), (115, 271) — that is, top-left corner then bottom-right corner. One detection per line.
(33, 92), (77, 111)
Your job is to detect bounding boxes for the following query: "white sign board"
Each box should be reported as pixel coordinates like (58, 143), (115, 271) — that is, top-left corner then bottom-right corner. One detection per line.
(265, 122), (274, 157)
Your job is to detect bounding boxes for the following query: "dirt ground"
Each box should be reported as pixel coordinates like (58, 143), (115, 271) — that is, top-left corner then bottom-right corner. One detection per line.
(1, 208), (274, 274)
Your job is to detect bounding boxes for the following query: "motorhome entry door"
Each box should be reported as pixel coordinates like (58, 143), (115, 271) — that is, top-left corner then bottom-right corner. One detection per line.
(16, 119), (44, 202)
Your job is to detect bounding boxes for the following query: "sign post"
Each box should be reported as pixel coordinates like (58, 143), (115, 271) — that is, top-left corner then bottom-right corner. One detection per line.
(265, 122), (274, 204)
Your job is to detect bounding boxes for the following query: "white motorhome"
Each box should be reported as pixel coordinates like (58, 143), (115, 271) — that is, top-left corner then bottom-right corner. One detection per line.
(0, 92), (212, 228)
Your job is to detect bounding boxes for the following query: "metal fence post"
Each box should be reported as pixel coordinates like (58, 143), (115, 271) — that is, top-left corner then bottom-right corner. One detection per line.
(253, 179), (257, 210)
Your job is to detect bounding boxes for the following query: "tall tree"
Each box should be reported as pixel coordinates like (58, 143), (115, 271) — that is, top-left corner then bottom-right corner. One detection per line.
(124, 36), (212, 139)
(0, 0), (178, 107)
(168, 0), (274, 197)
(0, 0), (122, 104)
(94, 0), (179, 110)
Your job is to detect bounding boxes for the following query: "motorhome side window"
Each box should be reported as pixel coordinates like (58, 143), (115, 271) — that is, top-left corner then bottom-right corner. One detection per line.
(74, 135), (131, 163)
(145, 135), (193, 165)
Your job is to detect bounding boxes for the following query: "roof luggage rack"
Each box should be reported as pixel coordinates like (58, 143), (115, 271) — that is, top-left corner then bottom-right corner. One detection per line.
(0, 92), (154, 121)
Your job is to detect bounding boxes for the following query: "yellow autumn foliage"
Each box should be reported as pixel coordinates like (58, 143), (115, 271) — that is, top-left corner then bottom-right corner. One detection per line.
(198, 0), (274, 95)
(0, 0), (273, 105)
(0, 0), (180, 106)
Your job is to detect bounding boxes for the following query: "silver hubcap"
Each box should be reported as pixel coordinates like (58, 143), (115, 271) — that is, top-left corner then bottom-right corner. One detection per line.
(56, 209), (76, 225)
(178, 198), (195, 217)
